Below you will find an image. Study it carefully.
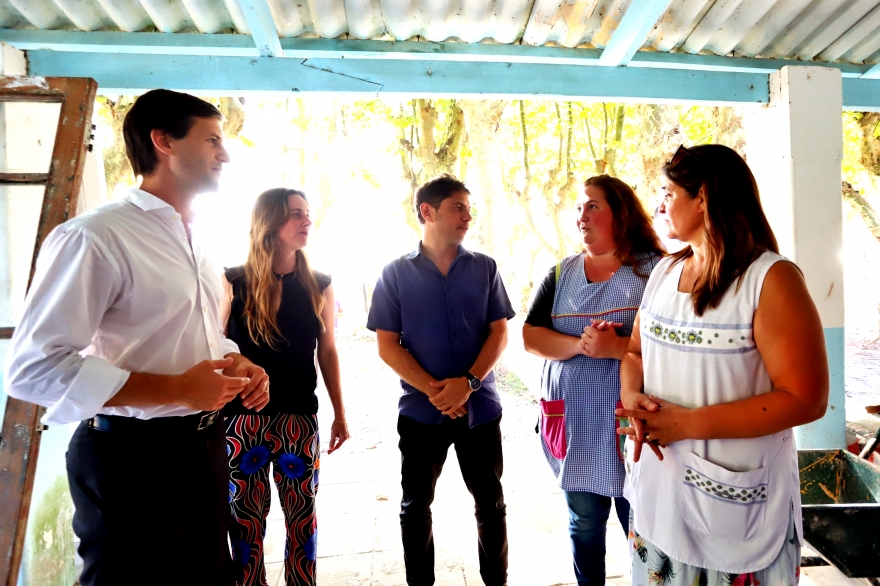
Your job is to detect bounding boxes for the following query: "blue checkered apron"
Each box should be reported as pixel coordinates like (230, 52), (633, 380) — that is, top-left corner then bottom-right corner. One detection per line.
(540, 252), (659, 496)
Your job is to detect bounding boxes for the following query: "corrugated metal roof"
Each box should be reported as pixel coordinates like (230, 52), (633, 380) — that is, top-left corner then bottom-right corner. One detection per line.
(3, 0), (880, 65)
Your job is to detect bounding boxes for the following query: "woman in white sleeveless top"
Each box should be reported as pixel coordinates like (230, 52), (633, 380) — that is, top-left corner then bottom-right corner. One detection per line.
(616, 144), (829, 586)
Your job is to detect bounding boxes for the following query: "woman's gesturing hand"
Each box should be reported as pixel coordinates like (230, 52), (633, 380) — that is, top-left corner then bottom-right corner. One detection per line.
(616, 395), (694, 461)
(616, 393), (663, 462)
(580, 320), (628, 359)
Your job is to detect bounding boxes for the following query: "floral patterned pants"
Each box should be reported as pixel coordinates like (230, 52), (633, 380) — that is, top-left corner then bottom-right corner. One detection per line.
(629, 506), (800, 586)
(226, 413), (320, 586)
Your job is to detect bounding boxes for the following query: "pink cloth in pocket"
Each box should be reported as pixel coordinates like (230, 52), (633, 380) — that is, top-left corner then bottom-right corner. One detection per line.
(540, 398), (566, 460)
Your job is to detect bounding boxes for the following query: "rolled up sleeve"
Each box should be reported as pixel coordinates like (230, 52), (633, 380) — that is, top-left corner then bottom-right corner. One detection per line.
(221, 336), (240, 356)
(4, 226), (129, 425)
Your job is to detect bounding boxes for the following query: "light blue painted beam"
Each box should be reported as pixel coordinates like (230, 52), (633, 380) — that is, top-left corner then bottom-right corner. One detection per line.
(282, 38), (603, 64)
(0, 29), (260, 56)
(861, 62), (880, 79)
(631, 51), (866, 78)
(0, 30), (604, 63)
(844, 78), (880, 111)
(598, 0), (672, 67)
(0, 30), (871, 78)
(26, 50), (768, 104)
(237, 0), (283, 58)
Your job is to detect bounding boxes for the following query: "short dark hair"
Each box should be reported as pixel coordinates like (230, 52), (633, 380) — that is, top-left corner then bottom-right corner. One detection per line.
(122, 89), (223, 177)
(414, 174), (469, 224)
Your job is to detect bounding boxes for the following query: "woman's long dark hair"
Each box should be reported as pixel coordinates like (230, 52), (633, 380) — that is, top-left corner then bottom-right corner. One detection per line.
(663, 144), (779, 316)
(584, 174), (665, 277)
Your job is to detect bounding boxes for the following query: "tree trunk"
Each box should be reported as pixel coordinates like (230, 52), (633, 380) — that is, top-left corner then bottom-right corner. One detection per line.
(396, 99), (468, 239)
(542, 103), (578, 256)
(459, 100), (509, 257)
(513, 100), (561, 258)
(843, 180), (880, 243)
(219, 97), (246, 139)
(604, 104), (626, 177)
(713, 106), (745, 155)
(857, 112), (880, 176)
(633, 104), (679, 206)
(96, 97), (136, 195)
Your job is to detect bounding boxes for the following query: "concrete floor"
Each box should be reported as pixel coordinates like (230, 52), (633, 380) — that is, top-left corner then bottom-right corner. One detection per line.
(253, 334), (869, 586)
(260, 423), (866, 586)
(262, 426), (626, 586)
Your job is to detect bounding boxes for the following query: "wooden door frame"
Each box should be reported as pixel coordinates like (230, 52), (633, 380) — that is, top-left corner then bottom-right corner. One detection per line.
(0, 76), (97, 586)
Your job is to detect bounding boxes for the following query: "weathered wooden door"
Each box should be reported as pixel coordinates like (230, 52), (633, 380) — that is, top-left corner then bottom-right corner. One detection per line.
(0, 76), (97, 586)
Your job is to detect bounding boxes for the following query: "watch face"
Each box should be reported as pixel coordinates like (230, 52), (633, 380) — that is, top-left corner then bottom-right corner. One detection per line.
(468, 377), (481, 391)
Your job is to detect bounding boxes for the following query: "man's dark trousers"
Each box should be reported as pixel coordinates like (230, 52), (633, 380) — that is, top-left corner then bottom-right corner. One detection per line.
(66, 414), (233, 586)
(398, 413), (508, 586)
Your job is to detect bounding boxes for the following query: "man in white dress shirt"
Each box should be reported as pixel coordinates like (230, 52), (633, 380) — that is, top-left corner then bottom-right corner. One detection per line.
(4, 90), (269, 586)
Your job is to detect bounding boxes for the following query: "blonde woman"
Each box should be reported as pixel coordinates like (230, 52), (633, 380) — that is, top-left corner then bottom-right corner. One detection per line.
(221, 188), (349, 586)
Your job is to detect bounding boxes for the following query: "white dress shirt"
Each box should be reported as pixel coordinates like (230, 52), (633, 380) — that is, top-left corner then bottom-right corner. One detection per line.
(4, 188), (238, 425)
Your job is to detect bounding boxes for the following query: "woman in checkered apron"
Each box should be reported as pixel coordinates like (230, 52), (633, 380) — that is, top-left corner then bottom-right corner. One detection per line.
(524, 175), (664, 585)
(616, 145), (828, 586)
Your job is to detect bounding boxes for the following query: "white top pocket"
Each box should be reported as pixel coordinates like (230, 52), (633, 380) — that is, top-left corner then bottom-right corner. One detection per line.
(681, 452), (769, 542)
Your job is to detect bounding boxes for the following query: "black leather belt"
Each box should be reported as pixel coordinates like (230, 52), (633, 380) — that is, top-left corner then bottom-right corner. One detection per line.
(87, 410), (220, 433)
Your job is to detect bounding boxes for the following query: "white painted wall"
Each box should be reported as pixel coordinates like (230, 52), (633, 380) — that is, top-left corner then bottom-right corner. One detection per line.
(745, 66), (846, 448)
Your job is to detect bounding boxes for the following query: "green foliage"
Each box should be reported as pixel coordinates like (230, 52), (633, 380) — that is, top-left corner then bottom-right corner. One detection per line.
(25, 476), (76, 585)
(95, 95), (137, 196)
(91, 96), (880, 319)
(844, 112), (871, 188)
(495, 366), (533, 401)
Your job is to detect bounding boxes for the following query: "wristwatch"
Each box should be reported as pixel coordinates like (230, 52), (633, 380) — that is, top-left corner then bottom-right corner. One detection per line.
(464, 371), (482, 391)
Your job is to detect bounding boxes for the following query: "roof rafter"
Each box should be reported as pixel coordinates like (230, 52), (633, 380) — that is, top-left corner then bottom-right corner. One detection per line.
(26, 50), (768, 105)
(597, 0), (672, 67)
(237, 0), (283, 58)
(861, 62), (880, 79)
(0, 30), (871, 78)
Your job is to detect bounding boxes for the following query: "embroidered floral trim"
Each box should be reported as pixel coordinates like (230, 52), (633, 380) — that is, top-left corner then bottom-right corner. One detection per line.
(644, 320), (752, 349)
(684, 468), (767, 503)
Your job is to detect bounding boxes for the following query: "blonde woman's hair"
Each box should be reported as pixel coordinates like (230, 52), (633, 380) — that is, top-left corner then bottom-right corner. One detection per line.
(243, 187), (325, 347)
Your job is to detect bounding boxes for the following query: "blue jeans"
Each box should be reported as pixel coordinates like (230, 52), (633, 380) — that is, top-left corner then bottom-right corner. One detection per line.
(563, 491), (629, 586)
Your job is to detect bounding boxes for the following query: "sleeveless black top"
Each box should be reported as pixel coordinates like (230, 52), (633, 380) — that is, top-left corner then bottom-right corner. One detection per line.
(222, 266), (331, 416)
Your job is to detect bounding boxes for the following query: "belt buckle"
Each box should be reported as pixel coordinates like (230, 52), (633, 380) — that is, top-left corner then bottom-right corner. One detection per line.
(197, 410), (218, 431)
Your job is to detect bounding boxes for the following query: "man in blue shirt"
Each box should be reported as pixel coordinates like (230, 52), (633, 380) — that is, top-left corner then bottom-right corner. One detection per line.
(367, 174), (515, 586)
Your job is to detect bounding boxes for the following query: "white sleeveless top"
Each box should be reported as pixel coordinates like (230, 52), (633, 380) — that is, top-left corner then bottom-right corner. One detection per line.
(624, 251), (803, 573)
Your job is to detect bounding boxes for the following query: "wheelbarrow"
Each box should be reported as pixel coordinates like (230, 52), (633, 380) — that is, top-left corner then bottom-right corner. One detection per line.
(799, 422), (880, 580)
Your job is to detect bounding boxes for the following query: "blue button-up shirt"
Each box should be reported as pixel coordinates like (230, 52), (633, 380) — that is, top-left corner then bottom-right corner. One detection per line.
(367, 244), (515, 427)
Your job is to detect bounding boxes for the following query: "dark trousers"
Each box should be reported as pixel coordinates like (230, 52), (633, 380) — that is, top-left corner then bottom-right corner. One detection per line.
(564, 491), (629, 586)
(397, 414), (508, 586)
(66, 416), (233, 586)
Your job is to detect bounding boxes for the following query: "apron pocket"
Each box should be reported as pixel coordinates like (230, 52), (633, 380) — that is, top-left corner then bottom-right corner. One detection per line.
(680, 451), (768, 542)
(540, 398), (566, 460)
